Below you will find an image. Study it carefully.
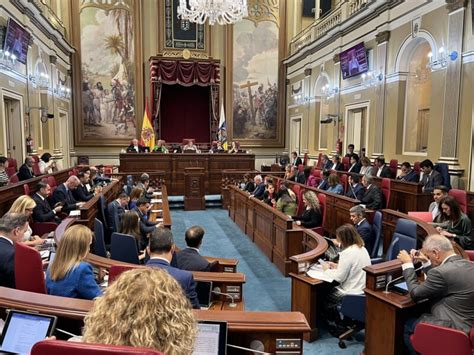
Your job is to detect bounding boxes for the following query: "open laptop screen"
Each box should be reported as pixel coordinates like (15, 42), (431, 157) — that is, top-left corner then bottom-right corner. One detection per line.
(193, 320), (227, 355)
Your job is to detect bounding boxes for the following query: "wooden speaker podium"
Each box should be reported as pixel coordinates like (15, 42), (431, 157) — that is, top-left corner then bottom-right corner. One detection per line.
(184, 167), (205, 210)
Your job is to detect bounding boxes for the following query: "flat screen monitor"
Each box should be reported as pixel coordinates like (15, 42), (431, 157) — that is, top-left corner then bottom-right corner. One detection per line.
(3, 18), (31, 64)
(340, 42), (369, 79)
(193, 321), (227, 355)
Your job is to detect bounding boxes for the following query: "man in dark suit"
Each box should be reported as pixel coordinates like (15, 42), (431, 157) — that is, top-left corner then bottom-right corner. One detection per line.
(321, 154), (332, 170)
(344, 144), (359, 161)
(360, 175), (384, 209)
(126, 138), (146, 153)
(349, 205), (375, 254)
(291, 151), (302, 167)
(107, 193), (129, 233)
(347, 155), (362, 173)
(133, 197), (159, 250)
(251, 175), (265, 199)
(17, 157), (35, 181)
(374, 156), (392, 178)
(398, 235), (474, 353)
(420, 159), (443, 192)
(0, 213), (29, 288)
(396, 162), (419, 183)
(317, 170), (331, 190)
(73, 171), (98, 202)
(51, 175), (85, 214)
(330, 155), (344, 171)
(176, 226), (213, 272)
(146, 227), (200, 308)
(32, 181), (62, 223)
(345, 175), (365, 200)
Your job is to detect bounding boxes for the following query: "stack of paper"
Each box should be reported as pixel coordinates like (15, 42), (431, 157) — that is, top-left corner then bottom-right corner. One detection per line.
(150, 199), (163, 204)
(306, 265), (334, 283)
(152, 191), (163, 196)
(69, 210), (81, 217)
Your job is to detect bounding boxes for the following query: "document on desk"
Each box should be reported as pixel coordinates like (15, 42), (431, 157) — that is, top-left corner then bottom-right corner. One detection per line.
(306, 265), (334, 283)
(69, 210), (81, 217)
(151, 209), (163, 213)
(150, 199), (162, 204)
(152, 191), (162, 196)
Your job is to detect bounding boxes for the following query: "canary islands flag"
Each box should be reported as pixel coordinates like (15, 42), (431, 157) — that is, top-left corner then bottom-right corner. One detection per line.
(141, 100), (155, 150)
(218, 104), (228, 150)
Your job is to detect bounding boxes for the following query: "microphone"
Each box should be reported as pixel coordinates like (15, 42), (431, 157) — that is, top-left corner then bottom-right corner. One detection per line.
(212, 287), (237, 308)
(383, 265), (424, 294)
(227, 343), (272, 354)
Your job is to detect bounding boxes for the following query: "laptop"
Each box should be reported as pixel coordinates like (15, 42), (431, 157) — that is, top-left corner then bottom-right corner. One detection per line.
(196, 281), (213, 310)
(193, 320), (227, 355)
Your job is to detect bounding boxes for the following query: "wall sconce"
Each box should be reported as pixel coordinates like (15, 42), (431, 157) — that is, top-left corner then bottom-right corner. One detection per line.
(426, 47), (458, 71)
(361, 71), (384, 87)
(321, 84), (339, 99)
(0, 49), (17, 70)
(26, 107), (54, 123)
(54, 85), (71, 99)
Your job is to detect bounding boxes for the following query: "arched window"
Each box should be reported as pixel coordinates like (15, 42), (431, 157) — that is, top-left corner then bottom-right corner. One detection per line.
(403, 42), (432, 154)
(314, 74), (329, 150)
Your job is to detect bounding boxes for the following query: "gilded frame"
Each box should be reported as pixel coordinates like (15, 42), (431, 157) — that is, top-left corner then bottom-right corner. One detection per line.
(225, 0), (286, 147)
(71, 0), (144, 146)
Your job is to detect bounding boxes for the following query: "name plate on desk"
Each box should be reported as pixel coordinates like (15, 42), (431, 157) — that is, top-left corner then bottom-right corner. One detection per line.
(151, 199), (163, 203)
(69, 210), (81, 217)
(151, 209), (163, 213)
(152, 192), (162, 196)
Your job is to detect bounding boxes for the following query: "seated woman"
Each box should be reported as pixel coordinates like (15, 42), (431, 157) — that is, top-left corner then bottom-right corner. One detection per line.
(326, 174), (344, 195)
(82, 268), (197, 354)
(292, 190), (322, 228)
(183, 140), (199, 153)
(38, 153), (56, 175)
(0, 156), (10, 187)
(46, 225), (102, 300)
(283, 164), (293, 180)
(359, 156), (373, 176)
(436, 196), (474, 250)
(153, 139), (169, 153)
(8, 195), (45, 247)
(128, 187), (144, 210)
(262, 183), (276, 207)
(322, 224), (371, 325)
(241, 173), (255, 192)
(120, 211), (146, 260)
(228, 141), (240, 154)
(276, 185), (297, 216)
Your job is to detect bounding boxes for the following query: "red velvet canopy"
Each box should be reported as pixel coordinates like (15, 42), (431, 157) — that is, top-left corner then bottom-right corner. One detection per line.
(149, 57), (220, 143)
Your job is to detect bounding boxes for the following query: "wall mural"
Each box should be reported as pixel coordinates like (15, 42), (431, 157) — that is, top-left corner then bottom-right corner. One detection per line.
(229, 0), (284, 147)
(74, 0), (142, 145)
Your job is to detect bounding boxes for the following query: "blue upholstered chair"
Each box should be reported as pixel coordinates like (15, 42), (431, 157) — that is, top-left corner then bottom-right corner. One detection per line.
(371, 211), (383, 258)
(337, 294), (366, 348)
(393, 218), (418, 252)
(110, 232), (140, 265)
(93, 218), (108, 258)
(434, 163), (451, 189)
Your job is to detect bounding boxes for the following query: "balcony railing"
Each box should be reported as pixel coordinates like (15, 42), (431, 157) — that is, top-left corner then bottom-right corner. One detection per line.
(289, 0), (374, 55)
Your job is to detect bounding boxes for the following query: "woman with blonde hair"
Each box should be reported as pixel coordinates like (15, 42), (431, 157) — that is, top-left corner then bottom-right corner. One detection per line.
(46, 225), (102, 300)
(83, 268), (197, 354)
(359, 156), (373, 176)
(292, 190), (322, 228)
(8, 195), (45, 246)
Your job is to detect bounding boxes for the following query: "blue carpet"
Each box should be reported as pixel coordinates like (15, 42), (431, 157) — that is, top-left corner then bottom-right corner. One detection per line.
(171, 209), (364, 354)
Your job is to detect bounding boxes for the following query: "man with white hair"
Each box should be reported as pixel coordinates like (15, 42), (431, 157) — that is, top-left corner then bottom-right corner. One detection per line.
(51, 175), (85, 213)
(251, 175), (265, 199)
(398, 235), (474, 353)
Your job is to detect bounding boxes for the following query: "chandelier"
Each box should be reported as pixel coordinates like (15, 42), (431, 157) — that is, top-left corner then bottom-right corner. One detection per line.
(177, 0), (248, 25)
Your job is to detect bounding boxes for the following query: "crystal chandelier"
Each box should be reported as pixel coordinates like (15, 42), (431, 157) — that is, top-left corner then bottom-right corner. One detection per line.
(177, 0), (248, 25)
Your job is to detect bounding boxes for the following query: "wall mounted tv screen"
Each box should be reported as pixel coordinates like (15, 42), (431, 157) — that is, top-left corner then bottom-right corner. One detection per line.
(340, 42), (368, 80)
(3, 18), (31, 64)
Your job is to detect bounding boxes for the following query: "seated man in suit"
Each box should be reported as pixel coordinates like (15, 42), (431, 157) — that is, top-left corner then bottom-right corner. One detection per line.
(321, 154), (332, 170)
(429, 185), (449, 222)
(51, 175), (85, 214)
(397, 162), (419, 182)
(73, 171), (100, 202)
(330, 155), (344, 171)
(374, 156), (392, 178)
(17, 157), (35, 181)
(420, 159), (443, 192)
(251, 175), (265, 199)
(347, 155), (361, 173)
(176, 226), (214, 272)
(291, 151), (302, 167)
(32, 181), (62, 223)
(349, 205), (375, 254)
(107, 192), (130, 233)
(317, 170), (331, 191)
(398, 235), (474, 354)
(136, 173), (155, 199)
(126, 138), (146, 153)
(345, 175), (365, 200)
(360, 175), (384, 209)
(146, 227), (200, 309)
(90, 166), (111, 185)
(0, 213), (29, 288)
(133, 197), (159, 250)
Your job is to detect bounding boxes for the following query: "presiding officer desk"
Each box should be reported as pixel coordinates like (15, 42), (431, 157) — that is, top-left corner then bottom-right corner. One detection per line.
(119, 153), (255, 195)
(0, 287), (310, 354)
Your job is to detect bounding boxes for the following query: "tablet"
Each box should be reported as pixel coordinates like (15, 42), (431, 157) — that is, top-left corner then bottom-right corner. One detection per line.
(193, 320), (227, 355)
(392, 281), (409, 295)
(0, 310), (57, 354)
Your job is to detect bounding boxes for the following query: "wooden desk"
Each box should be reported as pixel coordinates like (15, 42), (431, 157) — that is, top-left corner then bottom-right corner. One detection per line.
(364, 261), (428, 355)
(0, 167), (75, 216)
(119, 153), (255, 195)
(387, 179), (432, 213)
(0, 287), (309, 354)
(148, 185), (172, 228)
(228, 185), (306, 276)
(288, 230), (329, 342)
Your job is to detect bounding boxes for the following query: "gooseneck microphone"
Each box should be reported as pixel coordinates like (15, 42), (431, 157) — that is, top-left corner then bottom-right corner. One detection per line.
(384, 265), (424, 294)
(212, 287), (237, 308)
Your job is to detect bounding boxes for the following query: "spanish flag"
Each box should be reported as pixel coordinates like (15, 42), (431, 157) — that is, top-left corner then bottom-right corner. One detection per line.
(140, 100), (155, 150)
